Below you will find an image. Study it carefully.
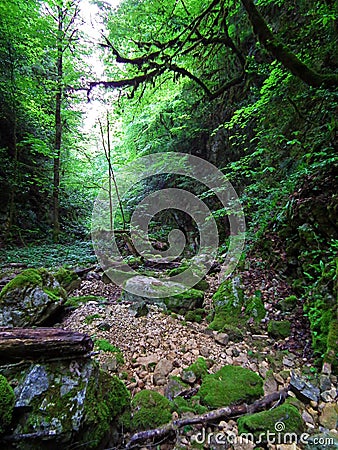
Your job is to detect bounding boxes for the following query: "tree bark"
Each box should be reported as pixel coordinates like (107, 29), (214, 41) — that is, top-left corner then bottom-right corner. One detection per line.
(52, 5), (63, 243)
(241, 0), (338, 88)
(0, 328), (93, 361)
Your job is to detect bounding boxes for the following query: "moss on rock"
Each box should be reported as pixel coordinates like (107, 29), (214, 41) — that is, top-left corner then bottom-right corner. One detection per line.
(82, 370), (130, 448)
(198, 365), (263, 408)
(237, 403), (303, 440)
(324, 318), (338, 369)
(184, 357), (208, 380)
(0, 268), (43, 299)
(164, 288), (204, 314)
(54, 267), (81, 292)
(130, 390), (172, 431)
(0, 374), (15, 434)
(268, 320), (291, 339)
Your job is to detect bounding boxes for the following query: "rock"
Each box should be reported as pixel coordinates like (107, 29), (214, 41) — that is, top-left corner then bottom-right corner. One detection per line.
(181, 370), (197, 385)
(237, 404), (303, 439)
(322, 362), (332, 375)
(129, 302), (149, 317)
(214, 333), (229, 346)
(268, 320), (291, 339)
(319, 403), (338, 429)
(54, 268), (81, 293)
(0, 268), (66, 327)
(302, 410), (315, 425)
(101, 356), (118, 372)
(153, 359), (173, 386)
(321, 388), (337, 402)
(320, 374), (332, 392)
(129, 390), (172, 431)
(164, 377), (189, 400)
(120, 275), (204, 314)
(136, 354), (159, 368)
(97, 321), (112, 331)
(199, 365), (263, 408)
(290, 372), (320, 403)
(264, 374), (278, 395)
(2, 358), (130, 449)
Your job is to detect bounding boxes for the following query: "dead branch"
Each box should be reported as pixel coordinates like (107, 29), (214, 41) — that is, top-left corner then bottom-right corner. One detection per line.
(125, 386), (290, 448)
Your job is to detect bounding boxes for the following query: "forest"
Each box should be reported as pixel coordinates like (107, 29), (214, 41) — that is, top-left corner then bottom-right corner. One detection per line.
(0, 0), (337, 449)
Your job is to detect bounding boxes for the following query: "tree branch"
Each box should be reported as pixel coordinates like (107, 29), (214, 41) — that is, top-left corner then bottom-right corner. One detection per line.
(241, 0), (338, 88)
(125, 386), (289, 449)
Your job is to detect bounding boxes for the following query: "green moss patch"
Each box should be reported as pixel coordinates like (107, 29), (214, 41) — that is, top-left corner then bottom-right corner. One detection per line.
(130, 390), (172, 431)
(324, 318), (338, 368)
(237, 403), (303, 440)
(184, 357), (208, 380)
(185, 308), (205, 323)
(198, 365), (263, 408)
(54, 267), (80, 292)
(164, 288), (204, 314)
(268, 320), (291, 339)
(83, 370), (130, 448)
(0, 374), (15, 434)
(209, 281), (265, 333)
(0, 268), (43, 299)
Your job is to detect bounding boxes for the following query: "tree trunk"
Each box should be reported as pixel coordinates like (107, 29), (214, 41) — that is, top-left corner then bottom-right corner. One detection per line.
(52, 6), (63, 243)
(241, 0), (338, 88)
(0, 328), (93, 361)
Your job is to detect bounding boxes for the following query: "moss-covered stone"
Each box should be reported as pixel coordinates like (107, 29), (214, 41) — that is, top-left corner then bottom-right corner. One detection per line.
(185, 308), (205, 323)
(209, 281), (265, 333)
(220, 324), (244, 342)
(54, 267), (81, 292)
(278, 295), (298, 312)
(0, 268), (43, 298)
(0, 268), (66, 327)
(184, 357), (208, 380)
(198, 365), (263, 408)
(164, 289), (204, 314)
(324, 318), (338, 369)
(237, 403), (304, 440)
(268, 320), (291, 339)
(130, 390), (172, 431)
(82, 370), (130, 448)
(0, 374), (15, 434)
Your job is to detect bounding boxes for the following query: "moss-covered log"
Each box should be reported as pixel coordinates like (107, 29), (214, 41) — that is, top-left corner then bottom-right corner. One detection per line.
(0, 328), (93, 361)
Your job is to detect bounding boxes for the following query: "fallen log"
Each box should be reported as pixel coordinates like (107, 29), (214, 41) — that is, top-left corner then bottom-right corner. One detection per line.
(0, 328), (93, 361)
(125, 386), (290, 449)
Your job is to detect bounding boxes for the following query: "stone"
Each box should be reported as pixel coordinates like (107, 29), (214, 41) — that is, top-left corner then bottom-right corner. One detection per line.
(320, 374), (332, 392)
(264, 374), (278, 396)
(2, 358), (130, 449)
(290, 372), (320, 403)
(181, 370), (196, 385)
(319, 403), (338, 429)
(302, 410), (315, 425)
(321, 388), (337, 402)
(214, 333), (229, 346)
(153, 359), (173, 386)
(164, 377), (189, 401)
(0, 268), (67, 327)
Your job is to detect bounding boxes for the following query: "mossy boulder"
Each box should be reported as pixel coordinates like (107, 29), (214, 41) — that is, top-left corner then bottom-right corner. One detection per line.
(120, 275), (204, 314)
(268, 320), (291, 339)
(209, 279), (265, 333)
(0, 268), (67, 327)
(54, 268), (81, 293)
(129, 390), (172, 431)
(198, 365), (263, 408)
(237, 403), (303, 440)
(183, 357), (208, 380)
(185, 308), (205, 323)
(0, 374), (15, 434)
(324, 318), (338, 369)
(164, 288), (204, 314)
(0, 359), (130, 449)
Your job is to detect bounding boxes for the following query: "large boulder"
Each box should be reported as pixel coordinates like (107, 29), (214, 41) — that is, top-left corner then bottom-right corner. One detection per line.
(0, 359), (130, 449)
(0, 268), (66, 327)
(120, 275), (204, 314)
